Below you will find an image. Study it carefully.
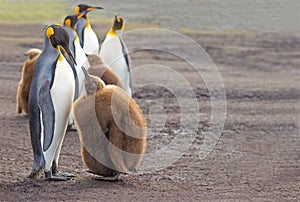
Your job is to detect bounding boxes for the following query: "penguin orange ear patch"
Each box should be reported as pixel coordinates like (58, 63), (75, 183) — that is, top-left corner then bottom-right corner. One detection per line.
(65, 19), (71, 28)
(46, 27), (54, 39)
(75, 6), (80, 14)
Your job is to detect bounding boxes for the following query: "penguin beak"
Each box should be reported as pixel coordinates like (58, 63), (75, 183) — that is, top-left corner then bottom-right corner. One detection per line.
(88, 6), (103, 11)
(115, 15), (121, 23)
(84, 6), (103, 14)
(60, 44), (77, 66)
(81, 66), (91, 83)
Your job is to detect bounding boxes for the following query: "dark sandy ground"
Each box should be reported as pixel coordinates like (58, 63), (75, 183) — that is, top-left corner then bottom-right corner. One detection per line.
(0, 23), (299, 201)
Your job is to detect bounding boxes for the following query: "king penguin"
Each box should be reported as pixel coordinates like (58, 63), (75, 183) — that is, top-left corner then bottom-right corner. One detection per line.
(99, 15), (132, 97)
(64, 13), (92, 130)
(75, 4), (103, 54)
(28, 24), (77, 181)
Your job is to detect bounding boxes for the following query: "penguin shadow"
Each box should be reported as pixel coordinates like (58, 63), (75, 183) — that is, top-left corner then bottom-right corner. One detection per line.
(13, 112), (29, 127)
(0, 174), (135, 194)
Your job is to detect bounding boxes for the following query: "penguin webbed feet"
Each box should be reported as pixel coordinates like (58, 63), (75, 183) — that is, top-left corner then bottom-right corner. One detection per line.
(44, 171), (70, 181)
(51, 163), (76, 179)
(91, 173), (120, 181)
(53, 170), (76, 178)
(67, 123), (77, 132)
(86, 169), (120, 181)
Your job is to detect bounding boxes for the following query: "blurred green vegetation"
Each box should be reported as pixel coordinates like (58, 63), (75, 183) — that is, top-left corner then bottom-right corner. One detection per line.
(0, 0), (160, 31)
(0, 0), (67, 23)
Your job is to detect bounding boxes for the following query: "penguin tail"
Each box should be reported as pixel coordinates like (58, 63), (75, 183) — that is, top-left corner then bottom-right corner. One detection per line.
(28, 168), (43, 179)
(16, 102), (22, 114)
(16, 87), (22, 114)
(28, 157), (45, 179)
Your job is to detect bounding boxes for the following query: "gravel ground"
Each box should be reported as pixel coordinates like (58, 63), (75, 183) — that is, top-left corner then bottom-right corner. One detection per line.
(0, 23), (299, 201)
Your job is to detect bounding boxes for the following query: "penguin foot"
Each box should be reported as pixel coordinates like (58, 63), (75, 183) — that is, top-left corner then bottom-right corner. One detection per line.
(53, 171), (76, 178)
(86, 169), (97, 175)
(92, 173), (120, 181)
(45, 171), (69, 181)
(51, 162), (76, 178)
(67, 123), (77, 132)
(129, 168), (138, 173)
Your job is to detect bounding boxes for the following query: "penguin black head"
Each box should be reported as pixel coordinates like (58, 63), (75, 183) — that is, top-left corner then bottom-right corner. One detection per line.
(45, 24), (76, 65)
(64, 13), (85, 29)
(75, 4), (103, 16)
(113, 15), (125, 31)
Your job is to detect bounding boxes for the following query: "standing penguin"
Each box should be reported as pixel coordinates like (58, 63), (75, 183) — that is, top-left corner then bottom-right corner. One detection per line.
(73, 67), (146, 180)
(64, 13), (91, 130)
(28, 24), (77, 181)
(75, 4), (103, 54)
(16, 48), (42, 115)
(99, 15), (132, 97)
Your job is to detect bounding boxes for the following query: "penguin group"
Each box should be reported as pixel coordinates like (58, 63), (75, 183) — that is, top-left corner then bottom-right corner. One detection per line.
(16, 4), (146, 181)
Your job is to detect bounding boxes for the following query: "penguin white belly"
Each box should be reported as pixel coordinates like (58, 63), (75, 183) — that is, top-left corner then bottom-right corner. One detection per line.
(111, 57), (131, 96)
(43, 58), (75, 171)
(83, 25), (99, 54)
(100, 36), (132, 96)
(74, 38), (90, 96)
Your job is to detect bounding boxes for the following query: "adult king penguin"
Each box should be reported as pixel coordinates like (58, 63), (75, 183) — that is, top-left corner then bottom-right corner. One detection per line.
(75, 4), (103, 54)
(64, 13), (91, 130)
(28, 24), (77, 181)
(99, 15), (132, 97)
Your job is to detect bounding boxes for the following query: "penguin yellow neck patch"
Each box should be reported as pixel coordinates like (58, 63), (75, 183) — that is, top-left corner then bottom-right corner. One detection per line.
(85, 19), (90, 28)
(46, 27), (54, 39)
(57, 46), (63, 61)
(108, 29), (118, 36)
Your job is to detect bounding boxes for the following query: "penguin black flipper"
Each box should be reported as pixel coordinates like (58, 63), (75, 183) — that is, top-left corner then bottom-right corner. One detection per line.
(119, 37), (130, 68)
(119, 36), (132, 90)
(28, 96), (44, 178)
(38, 81), (55, 152)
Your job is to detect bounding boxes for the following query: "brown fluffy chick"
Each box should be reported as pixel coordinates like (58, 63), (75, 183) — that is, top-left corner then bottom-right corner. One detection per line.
(16, 48), (41, 114)
(74, 67), (146, 180)
(87, 54), (124, 89)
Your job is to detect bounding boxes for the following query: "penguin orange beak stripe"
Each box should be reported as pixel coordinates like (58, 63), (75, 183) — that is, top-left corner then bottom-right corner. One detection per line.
(87, 6), (103, 11)
(81, 6), (103, 16)
(60, 45), (77, 66)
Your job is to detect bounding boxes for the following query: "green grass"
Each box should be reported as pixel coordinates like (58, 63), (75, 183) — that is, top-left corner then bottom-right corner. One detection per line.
(0, 0), (68, 23)
(0, 0), (161, 31)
